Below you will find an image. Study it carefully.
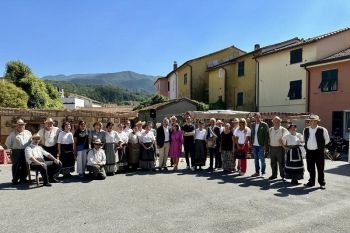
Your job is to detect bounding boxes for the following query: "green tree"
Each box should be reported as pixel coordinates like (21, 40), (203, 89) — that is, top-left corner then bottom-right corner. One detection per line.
(133, 94), (169, 110)
(0, 80), (29, 108)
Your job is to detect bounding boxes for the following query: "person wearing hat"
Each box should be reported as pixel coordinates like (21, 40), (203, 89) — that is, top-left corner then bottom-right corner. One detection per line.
(282, 124), (304, 185)
(25, 134), (62, 186)
(268, 116), (288, 181)
(38, 118), (61, 161)
(86, 139), (106, 180)
(5, 119), (32, 184)
(303, 114), (330, 189)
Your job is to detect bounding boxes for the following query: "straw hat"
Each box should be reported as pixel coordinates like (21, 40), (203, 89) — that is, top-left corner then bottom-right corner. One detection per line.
(16, 119), (26, 125)
(32, 133), (41, 140)
(93, 138), (103, 145)
(307, 114), (321, 122)
(44, 118), (54, 123)
(135, 121), (142, 126)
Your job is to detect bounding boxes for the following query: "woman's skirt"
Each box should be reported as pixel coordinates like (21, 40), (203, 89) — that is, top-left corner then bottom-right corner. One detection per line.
(43, 145), (58, 160)
(117, 145), (128, 172)
(128, 143), (140, 166)
(285, 146), (304, 180)
(194, 140), (206, 166)
(104, 142), (117, 174)
(60, 144), (75, 175)
(221, 150), (235, 171)
(139, 143), (155, 169)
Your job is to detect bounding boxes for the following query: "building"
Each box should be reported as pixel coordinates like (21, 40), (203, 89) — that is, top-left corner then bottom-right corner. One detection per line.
(154, 76), (169, 97)
(168, 62), (178, 100)
(62, 94), (102, 110)
(302, 47), (350, 139)
(255, 27), (350, 113)
(177, 46), (246, 103)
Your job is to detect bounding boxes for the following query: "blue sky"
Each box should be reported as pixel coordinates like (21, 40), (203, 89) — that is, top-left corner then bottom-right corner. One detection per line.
(1, 0), (350, 77)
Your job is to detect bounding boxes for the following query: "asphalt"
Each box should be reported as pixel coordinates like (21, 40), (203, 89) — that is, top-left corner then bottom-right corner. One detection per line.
(0, 158), (350, 233)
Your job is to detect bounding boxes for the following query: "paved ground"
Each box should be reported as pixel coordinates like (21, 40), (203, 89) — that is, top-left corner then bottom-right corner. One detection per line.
(0, 158), (350, 233)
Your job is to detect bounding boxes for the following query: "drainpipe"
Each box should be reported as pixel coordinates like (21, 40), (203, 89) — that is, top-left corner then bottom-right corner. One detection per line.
(303, 66), (311, 112)
(254, 57), (259, 112)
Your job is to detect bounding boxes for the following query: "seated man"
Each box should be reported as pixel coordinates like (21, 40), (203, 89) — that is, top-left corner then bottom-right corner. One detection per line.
(25, 134), (62, 187)
(87, 139), (106, 180)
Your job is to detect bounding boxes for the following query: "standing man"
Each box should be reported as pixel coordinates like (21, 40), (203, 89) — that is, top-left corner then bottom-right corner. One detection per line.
(231, 118), (240, 171)
(156, 118), (170, 171)
(123, 120), (133, 137)
(268, 116), (288, 180)
(250, 113), (269, 177)
(5, 119), (32, 184)
(303, 114), (330, 189)
(206, 118), (221, 170)
(182, 115), (195, 170)
(38, 118), (60, 160)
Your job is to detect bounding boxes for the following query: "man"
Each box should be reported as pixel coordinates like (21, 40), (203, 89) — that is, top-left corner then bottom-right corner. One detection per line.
(87, 139), (107, 180)
(182, 115), (195, 170)
(216, 120), (224, 134)
(123, 120), (133, 137)
(250, 113), (269, 177)
(25, 134), (62, 186)
(303, 114), (330, 189)
(156, 118), (170, 171)
(206, 118), (221, 170)
(268, 116), (288, 180)
(38, 118), (60, 160)
(5, 119), (32, 184)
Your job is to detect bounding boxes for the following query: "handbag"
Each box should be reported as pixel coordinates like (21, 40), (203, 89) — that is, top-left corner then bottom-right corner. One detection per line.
(206, 137), (216, 148)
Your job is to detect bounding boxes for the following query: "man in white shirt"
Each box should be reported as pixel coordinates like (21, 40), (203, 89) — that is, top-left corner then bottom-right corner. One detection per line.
(303, 114), (330, 189)
(38, 118), (60, 160)
(87, 139), (107, 180)
(25, 134), (62, 186)
(123, 120), (133, 136)
(156, 118), (170, 171)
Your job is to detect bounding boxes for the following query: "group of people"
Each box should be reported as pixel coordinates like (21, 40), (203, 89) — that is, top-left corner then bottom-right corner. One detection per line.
(4, 113), (329, 189)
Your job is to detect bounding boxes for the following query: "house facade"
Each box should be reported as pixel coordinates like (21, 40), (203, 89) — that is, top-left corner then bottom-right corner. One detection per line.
(256, 27), (350, 113)
(154, 77), (169, 97)
(302, 47), (350, 138)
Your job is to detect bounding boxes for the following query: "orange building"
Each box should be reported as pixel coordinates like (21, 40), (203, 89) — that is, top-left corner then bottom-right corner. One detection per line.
(154, 77), (169, 97)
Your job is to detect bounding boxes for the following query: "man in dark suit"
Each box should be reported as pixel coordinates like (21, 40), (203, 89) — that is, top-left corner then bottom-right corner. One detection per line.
(156, 118), (170, 171)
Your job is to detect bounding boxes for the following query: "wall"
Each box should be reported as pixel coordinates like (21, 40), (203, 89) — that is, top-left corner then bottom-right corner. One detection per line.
(169, 72), (178, 100)
(155, 78), (169, 97)
(208, 68), (225, 103)
(177, 65), (192, 99)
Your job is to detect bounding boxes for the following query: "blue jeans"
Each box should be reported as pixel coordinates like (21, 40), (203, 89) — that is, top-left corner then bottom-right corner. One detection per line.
(253, 145), (266, 174)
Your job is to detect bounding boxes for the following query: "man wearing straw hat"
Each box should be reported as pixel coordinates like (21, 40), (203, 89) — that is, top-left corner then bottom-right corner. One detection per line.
(303, 114), (330, 189)
(25, 134), (62, 186)
(5, 119), (32, 184)
(38, 117), (61, 160)
(87, 138), (107, 180)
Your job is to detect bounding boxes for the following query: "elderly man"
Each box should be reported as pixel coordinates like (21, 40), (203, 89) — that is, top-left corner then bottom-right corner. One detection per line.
(303, 114), (330, 189)
(123, 120), (133, 136)
(25, 134), (62, 186)
(268, 116), (288, 180)
(5, 119), (32, 184)
(38, 118), (61, 160)
(250, 113), (269, 177)
(87, 139), (107, 180)
(156, 118), (170, 171)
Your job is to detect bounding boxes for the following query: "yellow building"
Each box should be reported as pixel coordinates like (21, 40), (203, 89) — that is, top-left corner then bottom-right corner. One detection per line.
(177, 46), (245, 103)
(208, 52), (256, 111)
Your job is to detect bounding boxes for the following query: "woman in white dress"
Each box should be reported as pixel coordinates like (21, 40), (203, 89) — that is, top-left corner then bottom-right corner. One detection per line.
(57, 122), (75, 177)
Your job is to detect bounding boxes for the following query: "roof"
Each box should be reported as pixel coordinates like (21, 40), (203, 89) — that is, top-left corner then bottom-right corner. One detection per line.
(138, 98), (199, 112)
(67, 94), (103, 104)
(257, 27), (350, 57)
(301, 47), (350, 67)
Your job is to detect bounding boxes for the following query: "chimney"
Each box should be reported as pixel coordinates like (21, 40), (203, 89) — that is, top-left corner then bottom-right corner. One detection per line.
(173, 61), (177, 71)
(254, 44), (260, 50)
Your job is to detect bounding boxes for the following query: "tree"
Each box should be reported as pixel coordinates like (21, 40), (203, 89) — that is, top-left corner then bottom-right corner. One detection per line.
(4, 60), (32, 84)
(133, 94), (169, 110)
(0, 80), (29, 108)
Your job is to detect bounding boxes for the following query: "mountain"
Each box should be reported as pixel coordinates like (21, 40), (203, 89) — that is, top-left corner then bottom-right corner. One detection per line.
(42, 71), (158, 93)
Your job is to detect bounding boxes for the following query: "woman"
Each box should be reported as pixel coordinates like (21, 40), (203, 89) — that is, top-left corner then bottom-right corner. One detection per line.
(57, 122), (75, 177)
(234, 118), (251, 176)
(73, 120), (89, 177)
(128, 126), (141, 170)
(89, 121), (106, 148)
(282, 124), (304, 184)
(220, 123), (235, 172)
(116, 123), (129, 172)
(169, 124), (183, 171)
(104, 122), (118, 175)
(206, 118), (221, 170)
(193, 121), (207, 171)
(139, 122), (156, 170)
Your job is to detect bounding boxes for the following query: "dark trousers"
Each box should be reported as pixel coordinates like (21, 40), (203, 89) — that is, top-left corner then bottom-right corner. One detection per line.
(270, 146), (285, 178)
(30, 161), (62, 184)
(42, 145), (58, 160)
(209, 147), (221, 168)
(184, 142), (194, 167)
(306, 149), (325, 185)
(87, 165), (106, 180)
(10, 149), (28, 183)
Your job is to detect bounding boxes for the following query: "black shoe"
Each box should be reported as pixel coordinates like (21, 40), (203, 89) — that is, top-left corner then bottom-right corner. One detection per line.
(49, 178), (59, 183)
(320, 185), (326, 190)
(63, 174), (73, 178)
(20, 179), (29, 183)
(163, 167), (168, 171)
(12, 180), (19, 185)
(304, 182), (315, 187)
(43, 183), (52, 187)
(207, 167), (214, 171)
(291, 179), (299, 185)
(268, 176), (277, 180)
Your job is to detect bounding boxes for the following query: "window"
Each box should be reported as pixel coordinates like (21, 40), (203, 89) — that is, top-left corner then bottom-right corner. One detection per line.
(219, 68), (225, 78)
(290, 48), (302, 64)
(167, 81), (170, 91)
(287, 80), (302, 100)
(238, 61), (244, 76)
(319, 69), (338, 92)
(184, 73), (187, 85)
(237, 92), (243, 106)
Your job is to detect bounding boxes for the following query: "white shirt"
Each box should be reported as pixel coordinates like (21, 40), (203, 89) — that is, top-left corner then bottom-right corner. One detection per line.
(123, 128), (133, 137)
(116, 131), (128, 144)
(25, 144), (51, 164)
(105, 130), (118, 143)
(234, 127), (251, 145)
(304, 126), (330, 150)
(282, 133), (303, 146)
(269, 126), (288, 147)
(195, 128), (207, 140)
(164, 127), (170, 142)
(87, 148), (106, 166)
(38, 127), (60, 147)
(57, 131), (74, 144)
(253, 123), (260, 146)
(5, 130), (32, 149)
(128, 132), (141, 144)
(140, 131), (155, 143)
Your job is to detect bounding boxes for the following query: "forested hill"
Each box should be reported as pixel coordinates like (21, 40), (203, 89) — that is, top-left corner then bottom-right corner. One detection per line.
(46, 80), (151, 105)
(43, 71), (158, 93)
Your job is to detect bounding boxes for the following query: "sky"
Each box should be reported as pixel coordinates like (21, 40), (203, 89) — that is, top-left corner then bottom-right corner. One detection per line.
(1, 0), (350, 77)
